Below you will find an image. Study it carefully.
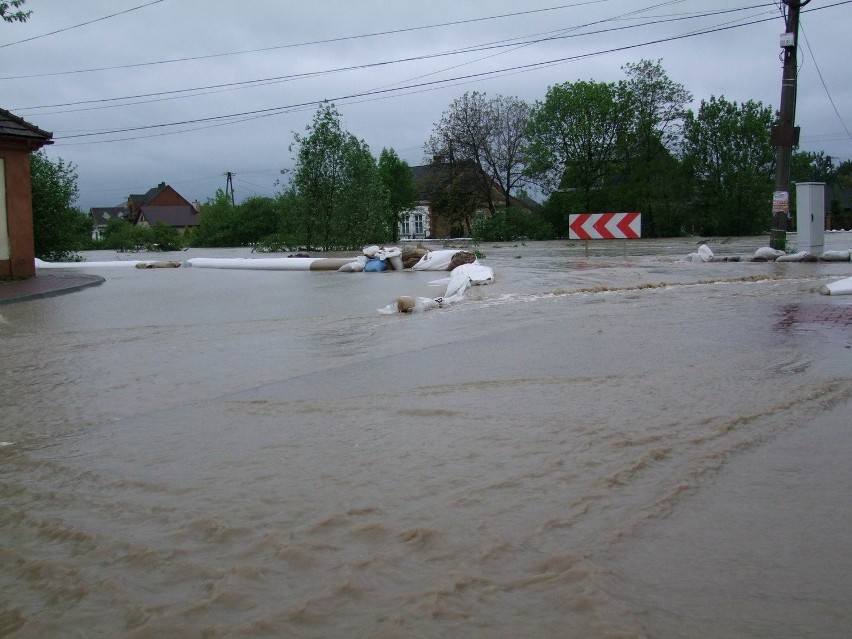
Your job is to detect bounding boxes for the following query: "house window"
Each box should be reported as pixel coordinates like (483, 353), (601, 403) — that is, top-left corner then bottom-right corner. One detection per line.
(400, 217), (410, 237)
(414, 214), (423, 235)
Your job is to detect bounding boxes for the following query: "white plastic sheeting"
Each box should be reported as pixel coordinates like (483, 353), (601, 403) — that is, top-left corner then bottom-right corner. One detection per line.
(379, 262), (494, 314)
(685, 244), (713, 262)
(411, 250), (463, 271)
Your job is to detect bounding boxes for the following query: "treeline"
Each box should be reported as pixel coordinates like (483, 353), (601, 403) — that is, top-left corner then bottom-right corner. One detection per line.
(426, 59), (852, 239)
(188, 104), (416, 251)
(31, 59), (852, 260)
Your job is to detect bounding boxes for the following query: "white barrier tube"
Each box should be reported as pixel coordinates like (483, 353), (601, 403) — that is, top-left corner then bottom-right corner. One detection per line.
(819, 276), (852, 295)
(35, 258), (159, 269)
(186, 257), (356, 271)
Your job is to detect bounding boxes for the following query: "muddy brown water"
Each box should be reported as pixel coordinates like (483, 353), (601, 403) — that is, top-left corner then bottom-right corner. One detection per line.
(1, 236), (851, 638)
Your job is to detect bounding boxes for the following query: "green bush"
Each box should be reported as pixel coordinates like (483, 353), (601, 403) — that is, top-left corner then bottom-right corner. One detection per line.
(471, 207), (553, 242)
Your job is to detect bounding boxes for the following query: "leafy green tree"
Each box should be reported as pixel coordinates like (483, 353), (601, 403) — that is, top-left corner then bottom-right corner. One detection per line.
(30, 151), (92, 260)
(681, 96), (775, 235)
(618, 60), (692, 236)
(836, 160), (852, 189)
(471, 206), (552, 242)
(287, 103), (391, 249)
(145, 222), (183, 251)
(791, 150), (836, 185)
(333, 135), (390, 248)
(377, 148), (416, 242)
(190, 189), (236, 247)
(1, 0), (30, 23)
(525, 80), (632, 212)
(102, 218), (145, 252)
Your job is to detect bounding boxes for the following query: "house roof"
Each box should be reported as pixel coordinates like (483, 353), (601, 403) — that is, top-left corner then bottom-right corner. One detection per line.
(0, 107), (53, 146)
(138, 204), (199, 227)
(411, 162), (540, 210)
(89, 206), (126, 226)
(128, 182), (169, 209)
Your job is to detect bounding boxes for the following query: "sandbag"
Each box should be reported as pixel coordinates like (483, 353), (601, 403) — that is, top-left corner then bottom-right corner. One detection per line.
(338, 257), (366, 272)
(363, 258), (388, 272)
(820, 250), (852, 262)
(444, 263), (495, 301)
(376, 247), (403, 270)
(754, 247), (786, 261)
(449, 251), (477, 270)
(776, 251), (813, 262)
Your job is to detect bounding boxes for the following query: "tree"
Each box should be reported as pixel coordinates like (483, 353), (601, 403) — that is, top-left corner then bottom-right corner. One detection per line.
(618, 60), (692, 236)
(102, 218), (144, 252)
(190, 189), (237, 247)
(30, 151), (92, 260)
(1, 0), (30, 23)
(426, 92), (530, 211)
(836, 160), (852, 189)
(525, 80), (632, 212)
(681, 96), (775, 235)
(422, 160), (484, 237)
(377, 148), (416, 242)
(287, 103), (391, 249)
(791, 150), (836, 185)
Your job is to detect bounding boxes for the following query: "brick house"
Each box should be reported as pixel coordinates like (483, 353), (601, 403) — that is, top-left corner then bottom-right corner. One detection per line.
(90, 182), (200, 238)
(0, 108), (53, 279)
(408, 163), (537, 239)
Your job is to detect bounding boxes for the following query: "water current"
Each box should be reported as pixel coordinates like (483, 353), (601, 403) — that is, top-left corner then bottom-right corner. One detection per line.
(1, 236), (851, 638)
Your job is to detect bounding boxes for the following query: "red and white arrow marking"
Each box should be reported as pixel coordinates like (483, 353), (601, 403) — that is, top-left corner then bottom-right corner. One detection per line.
(568, 212), (641, 240)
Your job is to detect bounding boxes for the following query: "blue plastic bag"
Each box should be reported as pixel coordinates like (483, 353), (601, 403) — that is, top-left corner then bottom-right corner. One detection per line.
(364, 258), (387, 272)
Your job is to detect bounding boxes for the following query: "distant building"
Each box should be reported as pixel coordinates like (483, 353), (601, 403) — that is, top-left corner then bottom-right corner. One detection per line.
(407, 163), (538, 239)
(89, 206), (126, 240)
(90, 182), (199, 238)
(0, 108), (53, 279)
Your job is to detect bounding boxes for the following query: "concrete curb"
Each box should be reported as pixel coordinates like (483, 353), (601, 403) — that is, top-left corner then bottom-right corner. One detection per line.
(0, 273), (105, 305)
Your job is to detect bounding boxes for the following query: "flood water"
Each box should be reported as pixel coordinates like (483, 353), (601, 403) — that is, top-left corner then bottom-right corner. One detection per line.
(2, 236), (851, 638)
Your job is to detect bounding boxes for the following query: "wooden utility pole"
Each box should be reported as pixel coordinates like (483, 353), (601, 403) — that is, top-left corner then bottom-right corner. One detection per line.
(769, 0), (810, 250)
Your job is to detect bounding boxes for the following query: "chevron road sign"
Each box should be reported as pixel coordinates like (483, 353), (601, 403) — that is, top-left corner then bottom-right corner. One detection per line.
(568, 212), (641, 240)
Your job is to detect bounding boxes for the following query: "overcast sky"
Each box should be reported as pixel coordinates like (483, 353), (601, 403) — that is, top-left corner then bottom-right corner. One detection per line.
(3, 0), (850, 210)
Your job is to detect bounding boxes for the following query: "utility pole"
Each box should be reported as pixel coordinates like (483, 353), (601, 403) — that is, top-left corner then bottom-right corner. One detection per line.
(224, 171), (235, 206)
(769, 0), (810, 250)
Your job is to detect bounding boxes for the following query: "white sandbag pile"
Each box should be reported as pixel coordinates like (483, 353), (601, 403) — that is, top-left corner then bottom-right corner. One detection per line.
(378, 252), (494, 314)
(753, 247), (786, 261)
(685, 244), (714, 262)
(775, 251), (818, 262)
(753, 247), (851, 262)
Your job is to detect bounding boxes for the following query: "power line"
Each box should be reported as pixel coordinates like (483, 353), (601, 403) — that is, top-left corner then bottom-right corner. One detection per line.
(0, 0), (168, 49)
(53, 12), (790, 142)
(0, 0), (612, 77)
(799, 21), (852, 143)
(51, 0), (852, 145)
(17, 3), (779, 115)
